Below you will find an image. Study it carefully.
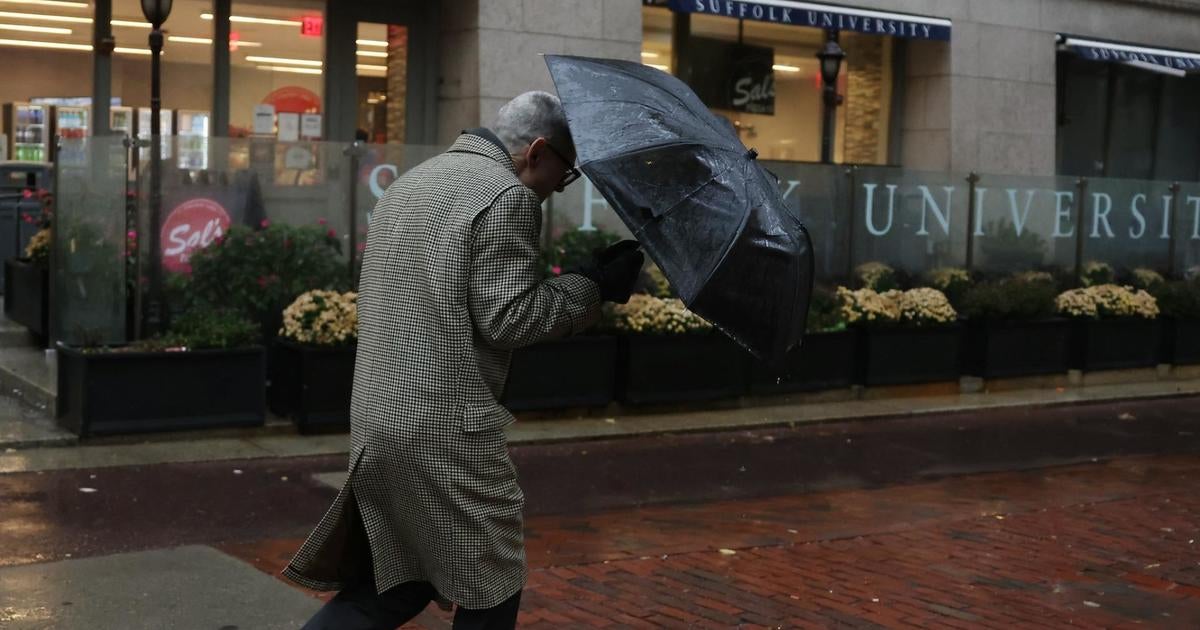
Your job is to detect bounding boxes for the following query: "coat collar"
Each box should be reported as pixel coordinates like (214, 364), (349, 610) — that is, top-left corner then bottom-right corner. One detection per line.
(450, 128), (517, 175)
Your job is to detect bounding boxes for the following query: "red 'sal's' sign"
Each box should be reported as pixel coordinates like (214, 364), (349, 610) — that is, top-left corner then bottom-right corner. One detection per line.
(161, 198), (231, 273)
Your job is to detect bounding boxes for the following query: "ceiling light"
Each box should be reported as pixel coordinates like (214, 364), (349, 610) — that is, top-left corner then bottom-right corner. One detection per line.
(257, 65), (322, 75)
(114, 47), (152, 55)
(356, 63), (386, 72)
(0, 10), (89, 23)
(645, 63), (669, 71)
(640, 51), (659, 59)
(246, 55), (321, 67)
(0, 0), (87, 8)
(0, 22), (69, 34)
(203, 12), (302, 27)
(366, 98), (380, 104)
(169, 35), (211, 44)
(232, 40), (261, 47)
(356, 38), (386, 47)
(356, 50), (387, 58)
(772, 64), (801, 72)
(0, 36), (89, 50)
(112, 19), (151, 28)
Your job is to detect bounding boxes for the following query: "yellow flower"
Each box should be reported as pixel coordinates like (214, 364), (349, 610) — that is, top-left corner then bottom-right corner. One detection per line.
(280, 289), (358, 345)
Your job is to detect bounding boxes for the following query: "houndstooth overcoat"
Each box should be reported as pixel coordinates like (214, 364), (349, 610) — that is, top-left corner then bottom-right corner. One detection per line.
(282, 132), (601, 608)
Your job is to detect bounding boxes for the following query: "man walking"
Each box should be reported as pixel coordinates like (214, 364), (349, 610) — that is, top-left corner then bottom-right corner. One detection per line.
(285, 91), (643, 629)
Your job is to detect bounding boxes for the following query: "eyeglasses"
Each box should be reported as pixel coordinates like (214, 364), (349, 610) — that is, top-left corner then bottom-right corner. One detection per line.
(543, 142), (581, 189)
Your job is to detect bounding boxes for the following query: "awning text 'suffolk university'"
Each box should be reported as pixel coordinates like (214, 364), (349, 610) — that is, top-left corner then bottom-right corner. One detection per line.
(668, 0), (952, 41)
(1061, 36), (1200, 76)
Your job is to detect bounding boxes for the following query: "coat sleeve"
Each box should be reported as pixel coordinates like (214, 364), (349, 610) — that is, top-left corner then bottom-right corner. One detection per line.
(468, 185), (602, 350)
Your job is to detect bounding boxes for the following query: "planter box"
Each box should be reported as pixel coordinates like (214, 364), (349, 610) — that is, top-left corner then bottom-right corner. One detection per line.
(57, 346), (265, 437)
(502, 335), (617, 411)
(1160, 318), (1200, 365)
(1071, 318), (1162, 371)
(268, 340), (355, 432)
(749, 329), (858, 395)
(859, 324), (964, 386)
(965, 319), (1072, 378)
(3, 258), (48, 342)
(619, 334), (748, 405)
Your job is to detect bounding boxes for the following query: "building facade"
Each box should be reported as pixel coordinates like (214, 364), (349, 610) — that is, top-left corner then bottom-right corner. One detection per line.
(2, 0), (1199, 179)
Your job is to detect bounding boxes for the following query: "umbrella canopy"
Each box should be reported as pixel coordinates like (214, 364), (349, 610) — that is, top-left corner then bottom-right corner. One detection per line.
(545, 54), (814, 363)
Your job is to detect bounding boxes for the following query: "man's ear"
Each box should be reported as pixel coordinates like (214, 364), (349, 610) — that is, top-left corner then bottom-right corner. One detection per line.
(526, 137), (546, 167)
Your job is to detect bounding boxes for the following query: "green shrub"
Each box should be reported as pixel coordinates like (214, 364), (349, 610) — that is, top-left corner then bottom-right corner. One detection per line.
(1152, 280), (1200, 320)
(132, 309), (259, 351)
(542, 227), (621, 277)
(806, 286), (846, 333)
(921, 267), (972, 308)
(961, 276), (1058, 321)
(173, 223), (349, 339)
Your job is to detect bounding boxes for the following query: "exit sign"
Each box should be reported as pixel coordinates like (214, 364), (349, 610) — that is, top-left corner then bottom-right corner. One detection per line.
(301, 16), (323, 37)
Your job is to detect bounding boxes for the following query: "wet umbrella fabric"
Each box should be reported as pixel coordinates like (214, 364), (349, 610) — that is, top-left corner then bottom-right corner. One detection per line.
(545, 54), (814, 363)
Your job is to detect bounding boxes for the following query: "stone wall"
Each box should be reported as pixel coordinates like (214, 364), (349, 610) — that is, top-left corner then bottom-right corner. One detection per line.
(843, 35), (887, 165)
(436, 0), (642, 145)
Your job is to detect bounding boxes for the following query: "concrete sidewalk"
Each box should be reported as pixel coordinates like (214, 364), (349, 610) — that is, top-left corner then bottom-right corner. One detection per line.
(2, 368), (1198, 474)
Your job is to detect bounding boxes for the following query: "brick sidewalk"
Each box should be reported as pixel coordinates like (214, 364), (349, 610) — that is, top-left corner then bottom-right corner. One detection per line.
(224, 455), (1200, 628)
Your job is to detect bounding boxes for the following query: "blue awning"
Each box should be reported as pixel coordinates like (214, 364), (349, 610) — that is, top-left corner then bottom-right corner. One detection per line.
(667, 0), (952, 41)
(1060, 36), (1200, 77)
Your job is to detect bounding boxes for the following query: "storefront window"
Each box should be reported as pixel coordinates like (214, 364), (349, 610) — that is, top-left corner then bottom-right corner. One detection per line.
(1057, 52), (1200, 181)
(640, 5), (895, 164)
(0, 1), (94, 161)
(355, 23), (406, 145)
(227, 0), (325, 139)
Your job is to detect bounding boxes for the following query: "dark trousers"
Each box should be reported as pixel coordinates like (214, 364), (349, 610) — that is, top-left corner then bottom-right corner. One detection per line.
(300, 499), (522, 630)
(300, 579), (522, 630)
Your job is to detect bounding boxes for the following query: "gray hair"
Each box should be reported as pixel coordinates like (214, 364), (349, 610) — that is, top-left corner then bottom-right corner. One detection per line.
(494, 91), (575, 160)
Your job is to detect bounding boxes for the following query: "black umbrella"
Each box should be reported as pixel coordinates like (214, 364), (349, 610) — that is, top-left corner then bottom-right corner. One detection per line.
(545, 54), (814, 363)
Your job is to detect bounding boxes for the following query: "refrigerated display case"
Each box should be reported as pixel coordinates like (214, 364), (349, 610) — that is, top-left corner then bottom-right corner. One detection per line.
(175, 109), (210, 170)
(52, 106), (90, 140)
(110, 106), (134, 138)
(51, 105), (90, 165)
(3, 103), (50, 162)
(136, 107), (173, 161)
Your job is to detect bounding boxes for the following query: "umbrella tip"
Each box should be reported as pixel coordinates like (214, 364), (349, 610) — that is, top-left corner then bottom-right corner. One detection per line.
(745, 148), (758, 160)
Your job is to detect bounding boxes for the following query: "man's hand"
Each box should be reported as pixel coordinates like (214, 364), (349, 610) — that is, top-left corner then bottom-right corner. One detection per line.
(575, 239), (644, 304)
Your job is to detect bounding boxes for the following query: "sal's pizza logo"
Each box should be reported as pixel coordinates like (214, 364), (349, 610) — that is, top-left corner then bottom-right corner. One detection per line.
(161, 198), (231, 273)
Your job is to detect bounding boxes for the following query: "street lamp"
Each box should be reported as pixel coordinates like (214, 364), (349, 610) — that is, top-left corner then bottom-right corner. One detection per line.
(816, 30), (845, 164)
(140, 0), (172, 335)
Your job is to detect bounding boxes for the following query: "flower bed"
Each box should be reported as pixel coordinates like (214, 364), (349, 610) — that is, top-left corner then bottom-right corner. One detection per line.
(1151, 279), (1200, 365)
(1057, 284), (1162, 370)
(961, 274), (1070, 378)
(57, 310), (265, 436)
(502, 335), (618, 410)
(839, 285), (963, 385)
(268, 290), (357, 431)
(3, 258), (48, 343)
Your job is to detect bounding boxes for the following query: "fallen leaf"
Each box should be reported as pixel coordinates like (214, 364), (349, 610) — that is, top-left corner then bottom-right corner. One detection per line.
(1083, 601), (1100, 608)
(1118, 412), (1136, 421)
(232, 469), (243, 475)
(718, 549), (737, 555)
(78, 488), (97, 493)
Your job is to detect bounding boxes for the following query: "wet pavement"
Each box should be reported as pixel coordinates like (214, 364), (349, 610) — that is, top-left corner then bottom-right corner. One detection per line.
(0, 396), (1197, 628)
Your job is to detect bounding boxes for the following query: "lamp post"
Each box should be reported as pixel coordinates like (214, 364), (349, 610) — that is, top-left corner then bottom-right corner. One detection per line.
(816, 29), (845, 164)
(140, 0), (172, 335)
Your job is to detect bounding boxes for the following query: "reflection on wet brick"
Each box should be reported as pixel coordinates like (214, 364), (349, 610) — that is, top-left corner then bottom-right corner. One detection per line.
(229, 455), (1200, 628)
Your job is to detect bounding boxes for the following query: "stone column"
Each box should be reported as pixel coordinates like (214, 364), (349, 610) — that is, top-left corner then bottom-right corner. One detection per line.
(387, 25), (408, 145)
(844, 35), (885, 164)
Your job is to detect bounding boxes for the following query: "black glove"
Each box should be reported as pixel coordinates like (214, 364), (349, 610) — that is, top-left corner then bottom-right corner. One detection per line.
(575, 240), (644, 304)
